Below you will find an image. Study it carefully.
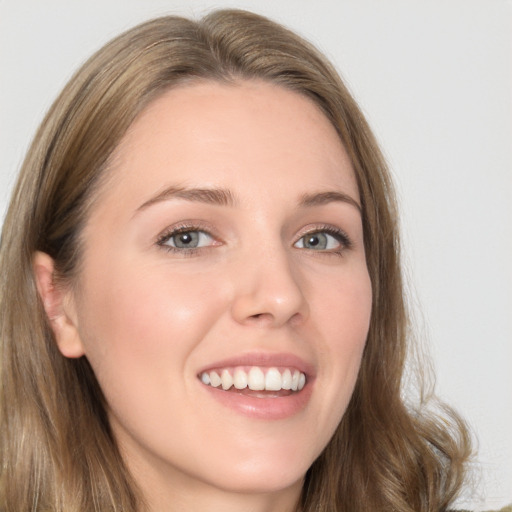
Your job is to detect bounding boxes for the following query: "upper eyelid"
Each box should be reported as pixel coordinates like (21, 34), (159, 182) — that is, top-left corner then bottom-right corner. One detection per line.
(294, 224), (352, 241)
(159, 227), (212, 241)
(156, 221), (218, 242)
(155, 222), (353, 248)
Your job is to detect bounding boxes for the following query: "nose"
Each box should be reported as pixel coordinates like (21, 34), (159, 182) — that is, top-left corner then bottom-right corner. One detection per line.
(229, 249), (309, 328)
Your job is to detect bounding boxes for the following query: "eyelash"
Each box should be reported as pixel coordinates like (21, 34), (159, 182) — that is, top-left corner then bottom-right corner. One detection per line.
(296, 225), (353, 256)
(156, 223), (353, 256)
(156, 223), (216, 256)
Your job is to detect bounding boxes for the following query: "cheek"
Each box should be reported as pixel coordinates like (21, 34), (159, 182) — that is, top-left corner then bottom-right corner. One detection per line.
(315, 263), (372, 350)
(310, 266), (372, 420)
(73, 258), (234, 469)
(74, 257), (225, 393)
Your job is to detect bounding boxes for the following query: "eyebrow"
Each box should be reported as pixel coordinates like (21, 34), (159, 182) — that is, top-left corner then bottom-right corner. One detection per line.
(136, 186), (361, 214)
(299, 191), (362, 213)
(136, 185), (237, 212)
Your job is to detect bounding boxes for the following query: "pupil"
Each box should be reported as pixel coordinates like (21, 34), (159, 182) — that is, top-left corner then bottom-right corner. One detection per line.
(307, 235), (320, 247)
(180, 233), (192, 244)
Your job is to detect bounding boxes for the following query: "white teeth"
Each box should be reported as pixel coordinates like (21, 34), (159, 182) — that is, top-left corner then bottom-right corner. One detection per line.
(233, 368), (248, 389)
(200, 366), (307, 393)
(291, 370), (300, 391)
(265, 367), (282, 391)
(248, 367), (265, 391)
(298, 372), (306, 391)
(221, 369), (233, 390)
(283, 368), (292, 389)
(209, 371), (221, 388)
(281, 369), (292, 390)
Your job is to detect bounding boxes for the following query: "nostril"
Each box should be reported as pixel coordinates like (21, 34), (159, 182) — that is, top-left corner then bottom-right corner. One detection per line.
(249, 313), (268, 321)
(246, 312), (276, 325)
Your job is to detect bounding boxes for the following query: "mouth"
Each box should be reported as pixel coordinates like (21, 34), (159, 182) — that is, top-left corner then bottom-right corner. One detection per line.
(199, 366), (306, 396)
(197, 354), (314, 419)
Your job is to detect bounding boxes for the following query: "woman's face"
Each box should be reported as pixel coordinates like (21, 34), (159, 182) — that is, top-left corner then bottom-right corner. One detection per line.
(61, 81), (372, 502)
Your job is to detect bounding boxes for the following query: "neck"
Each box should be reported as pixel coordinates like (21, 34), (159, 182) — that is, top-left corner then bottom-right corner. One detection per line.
(144, 481), (302, 512)
(125, 445), (304, 512)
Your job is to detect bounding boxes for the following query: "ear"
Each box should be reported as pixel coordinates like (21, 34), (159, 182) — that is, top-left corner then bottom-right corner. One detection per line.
(33, 251), (85, 358)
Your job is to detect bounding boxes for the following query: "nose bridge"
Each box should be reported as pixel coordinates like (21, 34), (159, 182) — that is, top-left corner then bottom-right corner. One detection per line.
(230, 237), (308, 326)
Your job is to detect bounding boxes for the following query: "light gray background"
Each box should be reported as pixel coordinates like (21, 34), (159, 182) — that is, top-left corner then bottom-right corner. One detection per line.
(1, 1), (510, 509)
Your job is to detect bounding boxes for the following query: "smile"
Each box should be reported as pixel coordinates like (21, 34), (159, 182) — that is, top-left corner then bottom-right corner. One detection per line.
(198, 354), (314, 419)
(200, 366), (307, 393)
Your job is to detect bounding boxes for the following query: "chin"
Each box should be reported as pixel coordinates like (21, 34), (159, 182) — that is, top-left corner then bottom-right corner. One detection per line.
(210, 467), (306, 496)
(198, 447), (312, 495)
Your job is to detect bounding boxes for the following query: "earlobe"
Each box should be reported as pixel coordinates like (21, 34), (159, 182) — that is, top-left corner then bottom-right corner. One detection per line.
(33, 251), (85, 358)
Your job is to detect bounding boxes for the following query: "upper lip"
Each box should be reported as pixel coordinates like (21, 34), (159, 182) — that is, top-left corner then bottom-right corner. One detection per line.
(198, 352), (316, 379)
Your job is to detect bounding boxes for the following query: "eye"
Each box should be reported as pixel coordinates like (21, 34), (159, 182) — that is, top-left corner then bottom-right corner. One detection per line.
(294, 228), (351, 253)
(158, 228), (215, 251)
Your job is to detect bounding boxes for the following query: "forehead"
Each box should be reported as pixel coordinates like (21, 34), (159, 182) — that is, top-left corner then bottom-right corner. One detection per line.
(99, 80), (358, 212)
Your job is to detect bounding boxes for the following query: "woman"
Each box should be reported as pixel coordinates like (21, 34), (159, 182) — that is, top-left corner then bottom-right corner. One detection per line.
(0, 9), (472, 512)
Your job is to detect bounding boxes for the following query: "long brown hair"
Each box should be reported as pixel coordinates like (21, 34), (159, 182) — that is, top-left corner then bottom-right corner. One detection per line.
(0, 9), (471, 511)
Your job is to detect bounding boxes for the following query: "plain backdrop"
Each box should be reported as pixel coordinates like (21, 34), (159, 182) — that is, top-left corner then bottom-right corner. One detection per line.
(0, 1), (510, 509)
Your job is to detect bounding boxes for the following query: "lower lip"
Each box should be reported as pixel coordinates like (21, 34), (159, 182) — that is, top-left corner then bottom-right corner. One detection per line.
(200, 381), (314, 420)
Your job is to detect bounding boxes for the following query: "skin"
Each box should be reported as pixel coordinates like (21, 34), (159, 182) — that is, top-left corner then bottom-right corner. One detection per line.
(35, 81), (372, 512)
